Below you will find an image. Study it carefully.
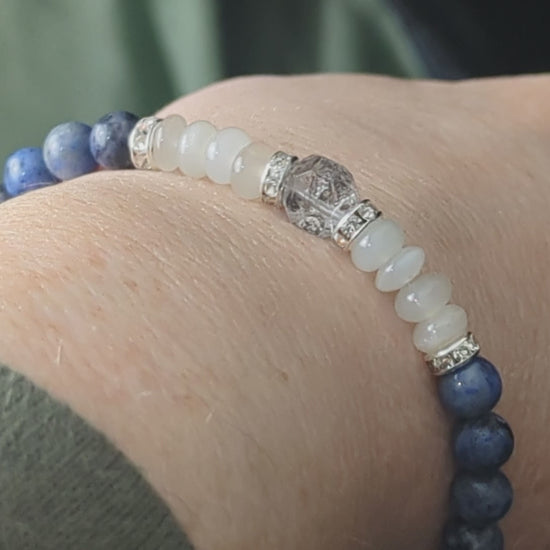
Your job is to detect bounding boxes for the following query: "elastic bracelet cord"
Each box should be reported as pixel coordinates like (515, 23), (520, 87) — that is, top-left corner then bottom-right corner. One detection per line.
(2, 111), (514, 549)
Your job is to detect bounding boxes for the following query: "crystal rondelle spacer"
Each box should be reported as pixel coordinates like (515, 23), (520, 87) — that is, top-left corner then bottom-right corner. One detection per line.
(426, 332), (481, 376)
(332, 199), (381, 249)
(261, 151), (297, 205)
(281, 155), (360, 238)
(128, 116), (162, 170)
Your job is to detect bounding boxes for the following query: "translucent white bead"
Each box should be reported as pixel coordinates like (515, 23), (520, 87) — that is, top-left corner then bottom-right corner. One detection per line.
(178, 120), (217, 178)
(205, 127), (251, 184)
(395, 273), (452, 323)
(375, 246), (426, 292)
(152, 114), (187, 172)
(231, 142), (276, 200)
(350, 218), (405, 273)
(413, 304), (468, 354)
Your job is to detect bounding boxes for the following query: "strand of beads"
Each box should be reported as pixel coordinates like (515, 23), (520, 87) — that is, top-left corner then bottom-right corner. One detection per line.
(127, 114), (283, 201)
(128, 116), (514, 548)
(340, 195), (513, 548)
(280, 156), (514, 550)
(129, 116), (515, 549)
(2, 111), (139, 199)
(2, 112), (514, 548)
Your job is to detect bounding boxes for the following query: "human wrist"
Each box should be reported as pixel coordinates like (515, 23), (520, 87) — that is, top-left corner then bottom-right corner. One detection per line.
(1, 74), (549, 548)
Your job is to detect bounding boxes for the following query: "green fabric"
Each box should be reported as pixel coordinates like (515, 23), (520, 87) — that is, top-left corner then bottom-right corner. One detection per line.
(0, 363), (193, 549)
(0, 0), (425, 164)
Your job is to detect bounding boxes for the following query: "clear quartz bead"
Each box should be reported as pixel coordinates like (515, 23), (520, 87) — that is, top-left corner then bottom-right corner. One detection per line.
(281, 155), (359, 238)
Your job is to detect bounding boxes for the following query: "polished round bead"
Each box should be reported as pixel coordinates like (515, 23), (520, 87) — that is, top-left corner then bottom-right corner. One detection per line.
(451, 470), (513, 526)
(394, 273), (452, 323)
(231, 142), (276, 200)
(453, 413), (514, 471)
(413, 304), (468, 354)
(375, 245), (425, 292)
(90, 111), (139, 169)
(350, 218), (405, 273)
(442, 519), (503, 550)
(178, 120), (217, 178)
(438, 356), (502, 419)
(205, 127), (251, 184)
(3, 147), (58, 197)
(152, 114), (187, 172)
(43, 121), (97, 180)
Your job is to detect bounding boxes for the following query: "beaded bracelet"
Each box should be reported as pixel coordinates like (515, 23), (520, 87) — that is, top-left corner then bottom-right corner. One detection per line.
(2, 110), (514, 549)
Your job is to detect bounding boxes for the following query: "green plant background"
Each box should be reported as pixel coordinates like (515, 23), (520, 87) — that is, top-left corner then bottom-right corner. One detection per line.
(0, 0), (425, 164)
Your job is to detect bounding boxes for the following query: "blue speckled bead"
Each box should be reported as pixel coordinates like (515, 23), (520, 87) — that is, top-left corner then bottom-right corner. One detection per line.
(442, 520), (503, 550)
(90, 111), (139, 169)
(43, 121), (98, 180)
(451, 470), (513, 526)
(453, 413), (514, 472)
(3, 147), (58, 197)
(438, 356), (502, 419)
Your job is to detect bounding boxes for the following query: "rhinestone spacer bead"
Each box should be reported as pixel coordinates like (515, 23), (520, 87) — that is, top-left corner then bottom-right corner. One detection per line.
(332, 199), (382, 249)
(261, 151), (297, 206)
(128, 116), (161, 170)
(426, 332), (481, 376)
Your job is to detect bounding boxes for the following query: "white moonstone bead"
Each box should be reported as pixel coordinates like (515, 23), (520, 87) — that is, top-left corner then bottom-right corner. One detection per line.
(375, 246), (426, 292)
(350, 218), (405, 273)
(413, 304), (468, 354)
(231, 141), (276, 199)
(152, 114), (187, 172)
(178, 120), (217, 178)
(205, 127), (251, 184)
(395, 273), (452, 323)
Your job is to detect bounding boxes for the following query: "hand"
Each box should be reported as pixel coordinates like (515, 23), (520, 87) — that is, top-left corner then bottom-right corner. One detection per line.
(1, 74), (548, 549)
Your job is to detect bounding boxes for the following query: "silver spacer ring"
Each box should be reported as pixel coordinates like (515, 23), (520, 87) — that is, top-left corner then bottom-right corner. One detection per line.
(426, 332), (481, 376)
(261, 151), (297, 206)
(332, 199), (382, 249)
(128, 116), (161, 170)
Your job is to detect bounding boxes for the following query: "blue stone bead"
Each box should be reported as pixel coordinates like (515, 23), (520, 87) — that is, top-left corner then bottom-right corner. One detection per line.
(438, 356), (502, 419)
(442, 520), (503, 550)
(90, 111), (139, 169)
(3, 147), (58, 197)
(451, 470), (513, 526)
(43, 121), (98, 180)
(453, 413), (514, 472)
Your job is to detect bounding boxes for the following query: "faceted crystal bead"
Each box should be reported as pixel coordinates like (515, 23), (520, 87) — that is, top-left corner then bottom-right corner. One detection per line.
(281, 155), (359, 238)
